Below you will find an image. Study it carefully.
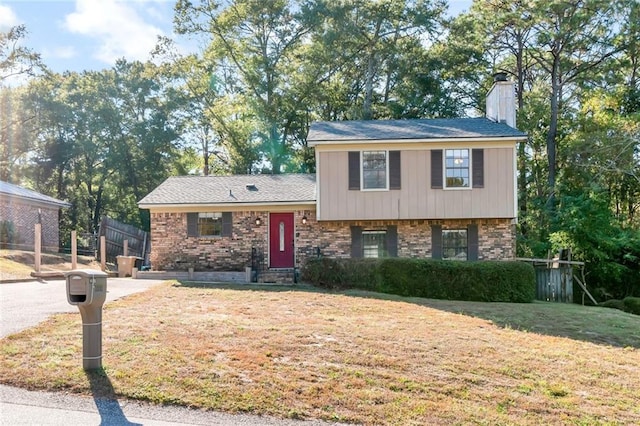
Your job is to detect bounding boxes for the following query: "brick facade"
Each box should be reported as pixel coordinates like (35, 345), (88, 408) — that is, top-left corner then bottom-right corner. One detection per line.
(0, 198), (61, 251)
(149, 210), (515, 271)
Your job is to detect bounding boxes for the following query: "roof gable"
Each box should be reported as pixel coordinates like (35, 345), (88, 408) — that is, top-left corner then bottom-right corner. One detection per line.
(139, 174), (316, 207)
(0, 181), (70, 208)
(307, 117), (527, 144)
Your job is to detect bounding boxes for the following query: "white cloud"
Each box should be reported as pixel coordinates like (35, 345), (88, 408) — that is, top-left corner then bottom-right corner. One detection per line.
(63, 0), (164, 64)
(0, 4), (20, 30)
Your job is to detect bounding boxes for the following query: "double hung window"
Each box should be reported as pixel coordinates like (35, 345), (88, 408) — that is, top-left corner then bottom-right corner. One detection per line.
(187, 212), (233, 238)
(348, 151), (401, 191)
(431, 149), (483, 189)
(445, 149), (469, 188)
(362, 151), (387, 190)
(362, 230), (387, 258)
(198, 212), (223, 236)
(442, 229), (468, 260)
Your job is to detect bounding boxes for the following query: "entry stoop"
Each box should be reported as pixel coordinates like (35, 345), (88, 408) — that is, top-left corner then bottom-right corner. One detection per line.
(258, 269), (296, 284)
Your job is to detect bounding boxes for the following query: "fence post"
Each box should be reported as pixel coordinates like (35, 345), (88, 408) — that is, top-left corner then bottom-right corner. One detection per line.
(71, 230), (77, 270)
(100, 236), (106, 272)
(34, 223), (41, 273)
(123, 239), (128, 256)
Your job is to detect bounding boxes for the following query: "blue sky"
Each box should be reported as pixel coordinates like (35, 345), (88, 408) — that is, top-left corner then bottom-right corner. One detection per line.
(1, 0), (473, 75)
(0, 0), (179, 73)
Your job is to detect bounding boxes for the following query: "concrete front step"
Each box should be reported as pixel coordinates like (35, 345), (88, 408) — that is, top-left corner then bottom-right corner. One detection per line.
(258, 269), (297, 284)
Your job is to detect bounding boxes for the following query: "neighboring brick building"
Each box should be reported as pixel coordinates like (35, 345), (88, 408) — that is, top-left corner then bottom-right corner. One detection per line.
(139, 78), (525, 282)
(0, 181), (70, 252)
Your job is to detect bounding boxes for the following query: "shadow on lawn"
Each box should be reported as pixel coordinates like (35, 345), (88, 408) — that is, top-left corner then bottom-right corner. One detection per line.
(347, 290), (640, 349)
(85, 368), (141, 426)
(174, 280), (640, 349)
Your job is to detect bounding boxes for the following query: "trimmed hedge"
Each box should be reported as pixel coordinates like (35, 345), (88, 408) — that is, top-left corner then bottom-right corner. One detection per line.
(623, 297), (640, 315)
(301, 257), (536, 303)
(600, 297), (640, 316)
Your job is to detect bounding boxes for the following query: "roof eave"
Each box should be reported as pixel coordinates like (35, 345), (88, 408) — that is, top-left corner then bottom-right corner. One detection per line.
(0, 192), (71, 208)
(308, 135), (527, 146)
(138, 200), (317, 209)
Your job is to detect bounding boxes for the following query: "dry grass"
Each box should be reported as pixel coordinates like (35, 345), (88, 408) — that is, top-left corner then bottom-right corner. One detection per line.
(0, 249), (101, 280)
(1, 282), (639, 425)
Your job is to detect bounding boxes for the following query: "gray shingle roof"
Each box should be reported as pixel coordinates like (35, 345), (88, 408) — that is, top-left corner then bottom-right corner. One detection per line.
(307, 117), (527, 143)
(0, 180), (71, 208)
(139, 174), (316, 207)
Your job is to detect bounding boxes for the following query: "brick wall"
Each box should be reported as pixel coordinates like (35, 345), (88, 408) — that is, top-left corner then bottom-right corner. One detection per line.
(149, 210), (515, 271)
(150, 210), (269, 271)
(302, 217), (515, 261)
(0, 198), (61, 251)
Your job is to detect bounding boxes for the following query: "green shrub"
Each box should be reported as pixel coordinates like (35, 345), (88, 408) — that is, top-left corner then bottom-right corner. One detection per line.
(0, 220), (16, 249)
(622, 297), (640, 315)
(600, 299), (626, 311)
(301, 257), (536, 303)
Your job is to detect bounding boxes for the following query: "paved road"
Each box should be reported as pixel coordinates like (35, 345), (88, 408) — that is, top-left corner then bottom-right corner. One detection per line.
(0, 384), (335, 426)
(0, 278), (342, 426)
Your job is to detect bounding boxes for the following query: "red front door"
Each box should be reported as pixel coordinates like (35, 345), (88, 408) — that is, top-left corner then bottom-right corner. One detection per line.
(269, 213), (294, 268)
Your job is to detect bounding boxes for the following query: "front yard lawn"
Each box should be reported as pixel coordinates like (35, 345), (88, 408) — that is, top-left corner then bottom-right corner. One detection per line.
(1, 282), (639, 424)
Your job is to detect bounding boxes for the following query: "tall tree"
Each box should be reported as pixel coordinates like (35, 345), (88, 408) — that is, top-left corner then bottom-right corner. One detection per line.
(0, 25), (41, 84)
(0, 86), (35, 182)
(24, 61), (182, 234)
(526, 0), (622, 206)
(174, 0), (311, 173)
(0, 25), (42, 183)
(306, 0), (448, 120)
(153, 38), (259, 175)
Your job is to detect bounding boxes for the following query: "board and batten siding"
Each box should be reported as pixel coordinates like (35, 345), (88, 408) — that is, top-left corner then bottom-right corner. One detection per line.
(317, 147), (515, 220)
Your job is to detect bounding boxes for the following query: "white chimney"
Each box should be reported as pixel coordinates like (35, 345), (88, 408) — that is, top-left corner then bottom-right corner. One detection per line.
(486, 72), (516, 128)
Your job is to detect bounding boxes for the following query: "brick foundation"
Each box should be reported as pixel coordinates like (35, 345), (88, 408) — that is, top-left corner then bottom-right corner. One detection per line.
(149, 210), (515, 272)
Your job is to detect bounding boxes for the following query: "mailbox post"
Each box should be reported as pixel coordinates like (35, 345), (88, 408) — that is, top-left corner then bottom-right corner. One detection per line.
(65, 269), (108, 370)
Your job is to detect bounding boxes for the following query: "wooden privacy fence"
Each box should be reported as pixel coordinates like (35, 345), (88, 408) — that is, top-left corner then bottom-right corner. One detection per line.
(98, 216), (149, 265)
(535, 265), (573, 303)
(517, 256), (597, 305)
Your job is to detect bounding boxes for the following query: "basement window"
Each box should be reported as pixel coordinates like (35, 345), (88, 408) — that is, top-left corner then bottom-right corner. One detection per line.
(362, 230), (387, 258)
(442, 229), (467, 260)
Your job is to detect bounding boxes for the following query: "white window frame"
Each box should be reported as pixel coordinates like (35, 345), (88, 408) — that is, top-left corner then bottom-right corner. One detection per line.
(361, 150), (389, 191)
(443, 148), (472, 190)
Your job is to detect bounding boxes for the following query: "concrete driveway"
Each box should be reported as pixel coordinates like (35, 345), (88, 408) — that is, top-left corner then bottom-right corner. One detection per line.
(0, 277), (165, 338)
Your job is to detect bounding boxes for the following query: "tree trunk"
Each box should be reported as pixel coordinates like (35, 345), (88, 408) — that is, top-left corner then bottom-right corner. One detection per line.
(362, 53), (376, 120)
(516, 33), (528, 237)
(203, 149), (210, 176)
(546, 56), (560, 209)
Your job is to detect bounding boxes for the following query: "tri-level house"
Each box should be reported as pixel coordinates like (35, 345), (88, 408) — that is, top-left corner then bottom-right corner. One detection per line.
(138, 76), (526, 281)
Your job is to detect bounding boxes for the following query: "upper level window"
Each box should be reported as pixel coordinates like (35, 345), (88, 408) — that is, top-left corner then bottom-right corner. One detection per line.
(198, 212), (223, 236)
(362, 151), (387, 190)
(445, 149), (470, 188)
(442, 229), (467, 260)
(363, 230), (387, 258)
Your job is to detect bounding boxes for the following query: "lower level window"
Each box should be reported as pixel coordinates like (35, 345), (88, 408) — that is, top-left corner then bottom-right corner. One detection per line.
(442, 229), (467, 260)
(198, 212), (223, 236)
(363, 230), (387, 258)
